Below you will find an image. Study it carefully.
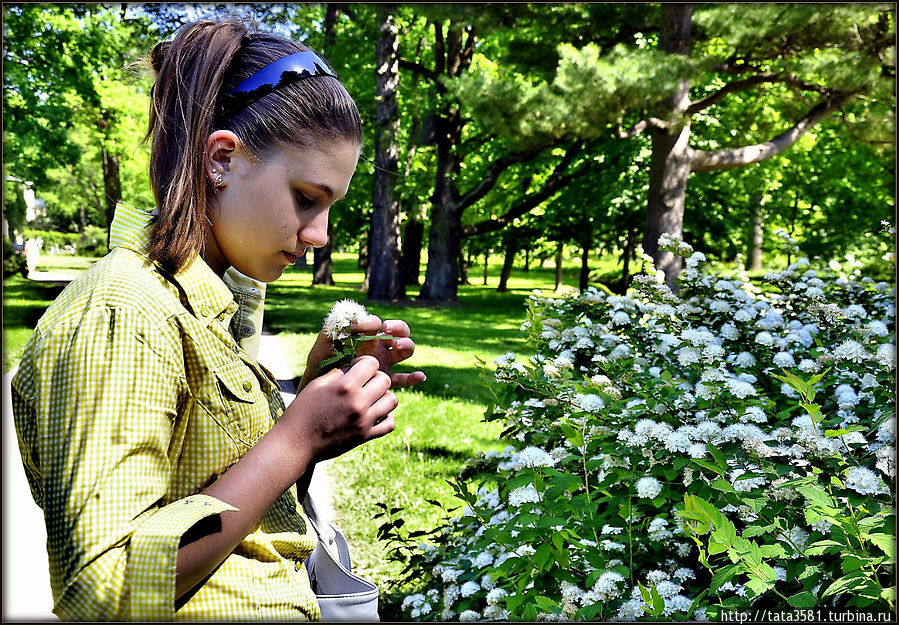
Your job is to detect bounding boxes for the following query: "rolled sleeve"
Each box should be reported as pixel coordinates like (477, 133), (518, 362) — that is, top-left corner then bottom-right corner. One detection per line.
(127, 494), (237, 621)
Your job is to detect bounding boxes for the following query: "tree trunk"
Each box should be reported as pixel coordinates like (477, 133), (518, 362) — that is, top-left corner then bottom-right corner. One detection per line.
(641, 3), (694, 290)
(419, 200), (461, 300)
(497, 235), (516, 292)
(401, 215), (424, 285)
(368, 5), (405, 301)
(579, 240), (590, 292)
(621, 219), (637, 292)
(482, 250), (489, 285)
(310, 4), (341, 285)
(312, 222), (335, 285)
(747, 193), (764, 271)
(458, 245), (469, 285)
(101, 148), (121, 248)
(418, 23), (470, 301)
(554, 241), (564, 292)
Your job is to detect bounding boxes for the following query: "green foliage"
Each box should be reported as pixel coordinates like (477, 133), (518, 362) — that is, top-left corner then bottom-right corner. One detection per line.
(3, 4), (155, 233)
(3, 239), (28, 279)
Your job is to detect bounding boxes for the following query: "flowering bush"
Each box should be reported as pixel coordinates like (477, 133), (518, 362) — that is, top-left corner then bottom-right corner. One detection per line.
(383, 234), (895, 621)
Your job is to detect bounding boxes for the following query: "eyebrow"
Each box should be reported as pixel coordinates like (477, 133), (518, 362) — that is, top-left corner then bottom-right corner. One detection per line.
(313, 183), (346, 202)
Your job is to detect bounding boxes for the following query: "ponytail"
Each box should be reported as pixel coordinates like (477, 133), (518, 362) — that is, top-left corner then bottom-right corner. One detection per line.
(143, 18), (362, 275)
(145, 20), (246, 274)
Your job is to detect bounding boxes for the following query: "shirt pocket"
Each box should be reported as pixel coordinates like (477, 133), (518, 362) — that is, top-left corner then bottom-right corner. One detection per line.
(211, 360), (273, 447)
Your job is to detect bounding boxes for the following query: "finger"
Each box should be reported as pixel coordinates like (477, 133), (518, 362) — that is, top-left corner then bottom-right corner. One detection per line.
(368, 411), (396, 439)
(381, 319), (410, 338)
(367, 391), (398, 426)
(390, 371), (427, 388)
(349, 314), (383, 336)
(362, 370), (392, 396)
(387, 336), (415, 361)
(345, 354), (380, 382)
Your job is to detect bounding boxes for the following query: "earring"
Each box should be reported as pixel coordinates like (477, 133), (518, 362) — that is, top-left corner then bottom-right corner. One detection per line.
(213, 171), (224, 187)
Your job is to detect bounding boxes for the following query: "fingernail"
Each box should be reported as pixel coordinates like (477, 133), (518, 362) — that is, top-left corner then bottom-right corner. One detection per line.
(383, 321), (391, 333)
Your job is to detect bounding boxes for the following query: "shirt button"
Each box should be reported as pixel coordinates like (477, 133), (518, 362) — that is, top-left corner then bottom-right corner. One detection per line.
(242, 381), (253, 392)
(200, 305), (211, 317)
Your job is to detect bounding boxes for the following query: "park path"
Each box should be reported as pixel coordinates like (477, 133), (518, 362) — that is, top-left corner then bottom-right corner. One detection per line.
(2, 309), (336, 620)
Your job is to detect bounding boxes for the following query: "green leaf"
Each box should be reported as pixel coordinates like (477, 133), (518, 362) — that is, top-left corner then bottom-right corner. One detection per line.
(707, 443), (727, 471)
(796, 484), (833, 509)
(821, 571), (870, 598)
(805, 539), (844, 556)
(711, 478), (735, 492)
(841, 554), (869, 574)
(534, 596), (559, 612)
(710, 563), (740, 592)
(787, 591), (817, 608)
(692, 458), (725, 476)
(797, 563), (823, 581)
(742, 523), (775, 538)
(758, 544), (788, 559)
(865, 533), (896, 559)
(745, 574), (772, 597)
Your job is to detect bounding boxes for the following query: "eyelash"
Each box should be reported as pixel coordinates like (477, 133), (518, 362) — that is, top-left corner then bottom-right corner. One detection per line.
(296, 192), (316, 207)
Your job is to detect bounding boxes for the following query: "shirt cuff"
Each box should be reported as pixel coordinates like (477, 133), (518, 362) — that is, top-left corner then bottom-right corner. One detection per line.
(126, 494), (237, 621)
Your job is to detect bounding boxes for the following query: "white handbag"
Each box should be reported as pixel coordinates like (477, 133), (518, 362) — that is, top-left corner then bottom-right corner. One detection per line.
(302, 494), (380, 622)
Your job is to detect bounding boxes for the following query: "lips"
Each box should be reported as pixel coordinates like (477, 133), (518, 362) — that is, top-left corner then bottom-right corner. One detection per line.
(283, 251), (298, 264)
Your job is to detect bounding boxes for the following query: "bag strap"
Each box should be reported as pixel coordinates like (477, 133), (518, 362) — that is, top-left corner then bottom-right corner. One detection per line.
(302, 493), (352, 570)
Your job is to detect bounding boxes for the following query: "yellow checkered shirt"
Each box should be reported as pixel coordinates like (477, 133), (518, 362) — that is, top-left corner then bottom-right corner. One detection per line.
(11, 203), (320, 621)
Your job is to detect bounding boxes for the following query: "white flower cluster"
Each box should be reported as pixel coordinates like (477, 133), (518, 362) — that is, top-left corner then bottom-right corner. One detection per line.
(322, 298), (368, 339)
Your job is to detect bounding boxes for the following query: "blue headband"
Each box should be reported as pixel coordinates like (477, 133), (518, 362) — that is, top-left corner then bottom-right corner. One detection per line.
(219, 50), (337, 120)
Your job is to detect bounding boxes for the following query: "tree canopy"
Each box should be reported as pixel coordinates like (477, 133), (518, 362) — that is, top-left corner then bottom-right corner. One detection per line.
(3, 3), (894, 295)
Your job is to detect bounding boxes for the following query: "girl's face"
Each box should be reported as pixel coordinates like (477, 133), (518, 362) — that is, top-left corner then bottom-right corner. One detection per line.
(204, 138), (359, 282)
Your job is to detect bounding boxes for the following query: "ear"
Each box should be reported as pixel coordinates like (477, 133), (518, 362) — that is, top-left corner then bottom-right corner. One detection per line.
(204, 130), (243, 187)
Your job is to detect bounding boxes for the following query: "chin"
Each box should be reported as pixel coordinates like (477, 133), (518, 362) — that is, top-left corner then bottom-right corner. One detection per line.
(233, 263), (284, 283)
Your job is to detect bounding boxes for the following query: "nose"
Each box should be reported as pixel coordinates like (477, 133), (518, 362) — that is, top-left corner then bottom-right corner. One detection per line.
(299, 208), (330, 249)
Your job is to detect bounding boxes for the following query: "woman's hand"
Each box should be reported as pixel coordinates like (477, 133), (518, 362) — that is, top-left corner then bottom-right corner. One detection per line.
(280, 355), (397, 462)
(298, 314), (426, 391)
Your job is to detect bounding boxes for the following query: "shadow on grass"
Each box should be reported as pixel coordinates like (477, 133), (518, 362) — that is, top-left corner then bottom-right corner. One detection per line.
(394, 364), (496, 405)
(3, 280), (68, 328)
(409, 443), (474, 463)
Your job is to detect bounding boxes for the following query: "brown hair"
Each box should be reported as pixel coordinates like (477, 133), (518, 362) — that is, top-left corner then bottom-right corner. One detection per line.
(144, 19), (362, 274)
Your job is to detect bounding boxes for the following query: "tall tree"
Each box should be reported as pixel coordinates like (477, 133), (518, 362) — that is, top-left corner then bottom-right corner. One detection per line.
(623, 4), (894, 285)
(367, 4), (405, 300)
(3, 5), (155, 237)
(449, 3), (894, 287)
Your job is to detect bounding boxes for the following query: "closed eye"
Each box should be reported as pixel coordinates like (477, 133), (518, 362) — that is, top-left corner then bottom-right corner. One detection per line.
(295, 191), (317, 208)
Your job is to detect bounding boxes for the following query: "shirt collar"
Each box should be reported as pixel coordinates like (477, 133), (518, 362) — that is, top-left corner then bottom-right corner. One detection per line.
(109, 202), (237, 324)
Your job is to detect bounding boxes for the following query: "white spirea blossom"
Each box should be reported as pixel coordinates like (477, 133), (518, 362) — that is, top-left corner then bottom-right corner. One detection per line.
(459, 609), (480, 622)
(591, 571), (626, 601)
(773, 351), (796, 368)
(845, 466), (884, 495)
(517, 446), (556, 468)
(508, 484), (542, 507)
(322, 299), (368, 339)
(876, 343), (895, 369)
(833, 340), (869, 363)
(460, 580), (480, 598)
(636, 476), (663, 499)
(575, 394), (605, 413)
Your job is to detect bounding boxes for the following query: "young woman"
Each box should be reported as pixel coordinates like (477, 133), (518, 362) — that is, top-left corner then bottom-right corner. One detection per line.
(11, 18), (425, 621)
